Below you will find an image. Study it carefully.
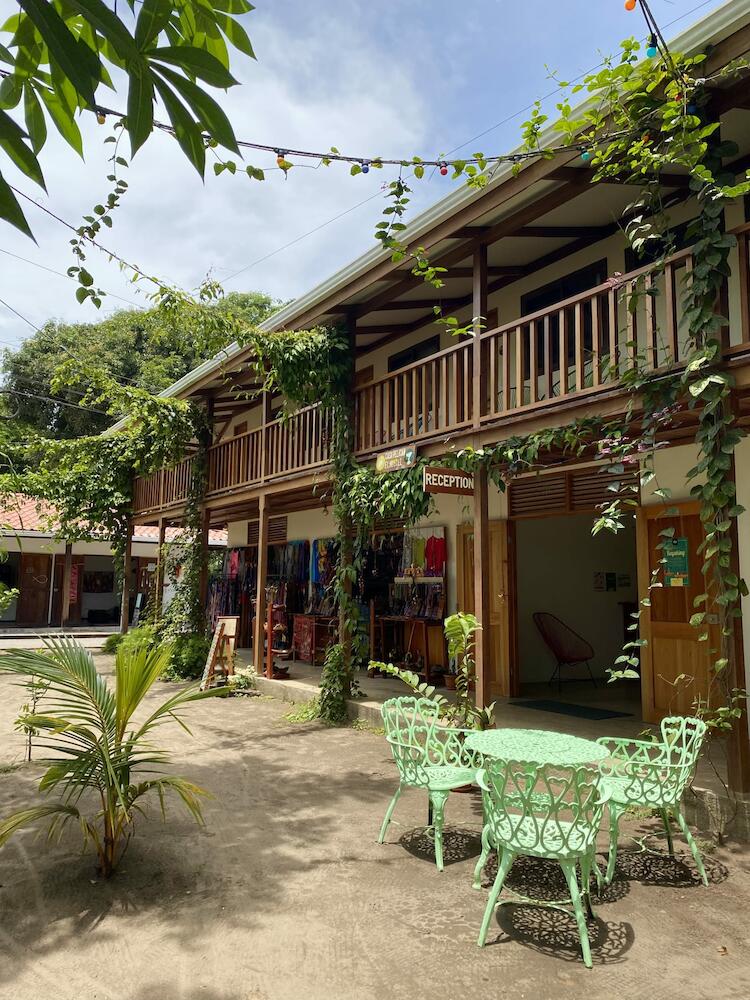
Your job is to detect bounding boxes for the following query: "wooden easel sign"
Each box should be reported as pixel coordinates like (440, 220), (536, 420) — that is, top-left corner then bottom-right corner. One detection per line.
(200, 616), (240, 691)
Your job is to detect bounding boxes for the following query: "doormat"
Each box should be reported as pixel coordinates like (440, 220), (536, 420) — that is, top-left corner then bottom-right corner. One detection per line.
(511, 699), (633, 721)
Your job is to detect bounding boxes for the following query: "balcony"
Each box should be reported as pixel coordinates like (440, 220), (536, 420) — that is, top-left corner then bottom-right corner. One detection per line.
(133, 226), (750, 518)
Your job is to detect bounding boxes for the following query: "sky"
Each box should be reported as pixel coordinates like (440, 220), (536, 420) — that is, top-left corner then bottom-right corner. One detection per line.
(0, 0), (727, 356)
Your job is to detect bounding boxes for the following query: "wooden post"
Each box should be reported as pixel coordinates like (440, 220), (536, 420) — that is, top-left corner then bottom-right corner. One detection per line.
(120, 522), (132, 634)
(473, 466), (491, 711)
(261, 389), (272, 482)
(472, 244), (488, 427)
(154, 517), (167, 616)
(338, 310), (358, 685)
(60, 541), (73, 628)
(253, 495), (270, 674)
(197, 506), (211, 615)
(727, 450), (750, 794)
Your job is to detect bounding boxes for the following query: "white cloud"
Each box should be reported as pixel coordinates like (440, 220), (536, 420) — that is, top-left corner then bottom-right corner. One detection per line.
(0, 6), (440, 352)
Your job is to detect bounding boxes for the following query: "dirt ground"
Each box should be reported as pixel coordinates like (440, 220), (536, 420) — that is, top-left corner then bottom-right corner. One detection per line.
(0, 657), (749, 1000)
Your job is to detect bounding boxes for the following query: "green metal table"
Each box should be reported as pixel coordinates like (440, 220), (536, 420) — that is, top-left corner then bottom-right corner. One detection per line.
(464, 728), (609, 766)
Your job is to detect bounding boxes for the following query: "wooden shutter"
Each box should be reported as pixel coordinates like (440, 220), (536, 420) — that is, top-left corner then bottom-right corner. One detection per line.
(509, 466), (639, 518)
(247, 515), (288, 546)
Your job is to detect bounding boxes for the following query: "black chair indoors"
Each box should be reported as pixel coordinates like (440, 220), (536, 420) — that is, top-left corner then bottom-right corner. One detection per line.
(532, 611), (597, 690)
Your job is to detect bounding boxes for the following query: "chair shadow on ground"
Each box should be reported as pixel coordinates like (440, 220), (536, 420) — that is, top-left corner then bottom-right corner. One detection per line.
(399, 826), (483, 867)
(612, 844), (729, 886)
(475, 854), (634, 966)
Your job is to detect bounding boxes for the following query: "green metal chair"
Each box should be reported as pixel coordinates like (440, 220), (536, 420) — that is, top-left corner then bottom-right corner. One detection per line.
(597, 715), (708, 886)
(378, 696), (479, 871)
(473, 758), (608, 968)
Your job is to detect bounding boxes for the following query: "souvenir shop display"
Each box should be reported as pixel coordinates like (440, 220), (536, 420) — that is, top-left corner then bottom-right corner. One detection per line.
(293, 536), (339, 664)
(361, 526), (448, 683)
(207, 547), (258, 645)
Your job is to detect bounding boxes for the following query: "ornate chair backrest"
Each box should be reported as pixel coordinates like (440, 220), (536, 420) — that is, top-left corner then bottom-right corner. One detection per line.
(658, 715), (707, 799)
(381, 697), (442, 787)
(478, 758), (606, 859)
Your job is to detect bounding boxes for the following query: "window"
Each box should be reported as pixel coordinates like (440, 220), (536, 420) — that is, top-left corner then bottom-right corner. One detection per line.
(520, 260), (607, 378)
(233, 421), (248, 436)
(521, 259), (607, 317)
(387, 335), (440, 373)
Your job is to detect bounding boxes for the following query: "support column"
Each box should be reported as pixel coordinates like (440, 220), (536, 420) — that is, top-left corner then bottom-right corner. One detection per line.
(473, 466), (491, 710)
(338, 310), (358, 683)
(727, 450), (750, 795)
(154, 517), (166, 616)
(197, 507), (211, 616)
(253, 495), (269, 674)
(120, 522), (132, 634)
(472, 244), (488, 427)
(60, 541), (73, 628)
(261, 389), (272, 481)
(46, 552), (56, 626)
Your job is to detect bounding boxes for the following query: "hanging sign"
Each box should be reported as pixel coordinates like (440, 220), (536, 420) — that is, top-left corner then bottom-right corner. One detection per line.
(664, 537), (690, 588)
(375, 445), (417, 473)
(423, 466), (475, 496)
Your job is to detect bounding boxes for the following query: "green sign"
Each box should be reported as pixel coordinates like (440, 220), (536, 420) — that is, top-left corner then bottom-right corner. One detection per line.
(664, 537), (690, 588)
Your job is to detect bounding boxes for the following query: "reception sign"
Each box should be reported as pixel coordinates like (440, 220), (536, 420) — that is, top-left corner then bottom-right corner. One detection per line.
(423, 466), (475, 496)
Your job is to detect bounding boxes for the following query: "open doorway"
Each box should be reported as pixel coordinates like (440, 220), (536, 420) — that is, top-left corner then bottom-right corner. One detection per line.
(514, 512), (641, 720)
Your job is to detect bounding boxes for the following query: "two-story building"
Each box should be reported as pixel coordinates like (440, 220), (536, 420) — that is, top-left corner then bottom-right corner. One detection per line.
(125, 1), (750, 803)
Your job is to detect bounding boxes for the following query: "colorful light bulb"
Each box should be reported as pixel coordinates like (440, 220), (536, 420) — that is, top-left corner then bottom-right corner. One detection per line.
(581, 150), (592, 162)
(439, 161), (448, 176)
(276, 150), (287, 167)
(361, 161), (370, 173)
(646, 34), (658, 58)
(625, 0), (636, 10)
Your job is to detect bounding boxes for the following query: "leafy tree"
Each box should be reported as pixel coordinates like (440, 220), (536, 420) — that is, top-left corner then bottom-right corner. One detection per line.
(2, 290), (280, 438)
(0, 635), (223, 877)
(0, 0), (255, 237)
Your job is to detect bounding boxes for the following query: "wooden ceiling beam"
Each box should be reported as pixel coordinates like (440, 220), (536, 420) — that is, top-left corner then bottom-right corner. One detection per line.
(354, 178), (590, 320)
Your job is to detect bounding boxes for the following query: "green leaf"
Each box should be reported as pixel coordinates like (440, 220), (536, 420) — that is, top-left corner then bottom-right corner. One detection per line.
(152, 77), (205, 176)
(23, 83), (46, 154)
(65, 0), (139, 61)
(0, 110), (45, 188)
(18, 0), (98, 105)
(0, 169), (34, 239)
(0, 74), (23, 109)
(214, 11), (255, 58)
(150, 46), (238, 88)
(127, 58), (155, 155)
(152, 65), (239, 153)
(135, 0), (173, 50)
(37, 86), (83, 156)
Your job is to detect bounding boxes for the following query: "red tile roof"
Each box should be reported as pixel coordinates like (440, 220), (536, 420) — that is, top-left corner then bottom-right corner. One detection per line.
(0, 494), (227, 546)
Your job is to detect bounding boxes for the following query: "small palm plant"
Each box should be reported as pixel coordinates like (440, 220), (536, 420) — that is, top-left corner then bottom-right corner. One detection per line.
(0, 635), (222, 877)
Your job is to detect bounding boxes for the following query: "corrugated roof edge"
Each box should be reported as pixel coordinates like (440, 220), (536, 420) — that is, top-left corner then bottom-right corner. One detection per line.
(108, 0), (750, 433)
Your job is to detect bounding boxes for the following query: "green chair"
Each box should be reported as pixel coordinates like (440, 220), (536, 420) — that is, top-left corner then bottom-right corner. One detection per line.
(473, 758), (608, 968)
(597, 715), (708, 886)
(378, 696), (479, 871)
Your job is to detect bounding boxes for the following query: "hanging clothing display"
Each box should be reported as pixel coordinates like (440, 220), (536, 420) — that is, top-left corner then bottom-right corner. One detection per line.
(398, 526), (446, 578)
(207, 547), (258, 634)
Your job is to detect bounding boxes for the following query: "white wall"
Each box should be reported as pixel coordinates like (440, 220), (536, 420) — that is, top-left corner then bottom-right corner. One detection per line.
(640, 443), (703, 506)
(515, 512), (638, 683)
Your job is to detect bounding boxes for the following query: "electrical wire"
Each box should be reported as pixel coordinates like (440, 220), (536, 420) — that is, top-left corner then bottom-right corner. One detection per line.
(0, 248), (143, 309)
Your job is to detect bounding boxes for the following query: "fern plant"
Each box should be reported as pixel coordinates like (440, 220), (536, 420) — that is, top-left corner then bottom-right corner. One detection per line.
(371, 611), (495, 730)
(0, 636), (223, 877)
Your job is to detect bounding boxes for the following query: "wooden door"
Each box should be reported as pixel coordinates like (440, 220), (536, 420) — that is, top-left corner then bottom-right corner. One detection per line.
(51, 555), (84, 625)
(637, 502), (718, 722)
(16, 553), (52, 625)
(456, 521), (514, 698)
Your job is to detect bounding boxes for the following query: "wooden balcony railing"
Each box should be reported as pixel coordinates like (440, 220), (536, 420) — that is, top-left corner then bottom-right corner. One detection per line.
(354, 340), (473, 452)
(133, 235), (750, 516)
(133, 407), (332, 514)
